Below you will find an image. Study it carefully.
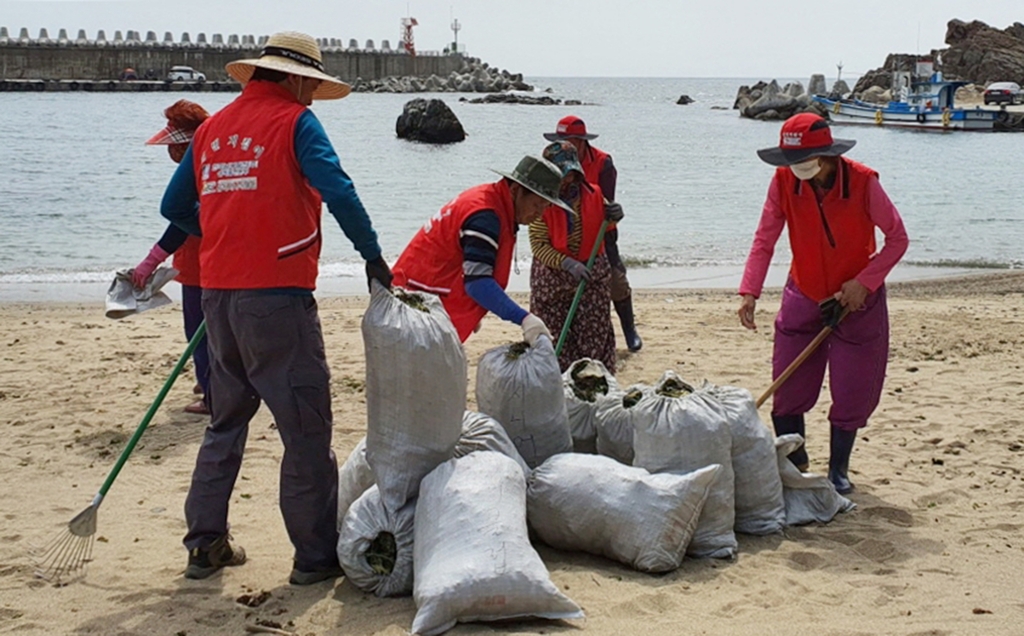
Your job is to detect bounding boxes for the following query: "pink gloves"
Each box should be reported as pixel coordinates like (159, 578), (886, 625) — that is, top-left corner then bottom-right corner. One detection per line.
(132, 244), (171, 288)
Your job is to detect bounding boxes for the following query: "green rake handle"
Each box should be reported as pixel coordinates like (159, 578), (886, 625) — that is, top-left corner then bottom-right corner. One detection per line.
(94, 320), (207, 501)
(555, 220), (609, 357)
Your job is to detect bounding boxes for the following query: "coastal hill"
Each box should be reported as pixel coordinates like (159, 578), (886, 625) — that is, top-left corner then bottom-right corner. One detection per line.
(853, 19), (1024, 94)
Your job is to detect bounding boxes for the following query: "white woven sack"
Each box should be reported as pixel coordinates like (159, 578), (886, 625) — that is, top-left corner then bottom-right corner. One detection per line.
(562, 358), (619, 453)
(632, 371), (737, 559)
(594, 384), (651, 465)
(362, 283), (466, 514)
(337, 438), (375, 530)
(454, 410), (531, 478)
(528, 454), (721, 573)
(776, 434), (856, 525)
(337, 485), (415, 597)
(475, 335), (571, 469)
(704, 383), (785, 536)
(412, 452), (583, 636)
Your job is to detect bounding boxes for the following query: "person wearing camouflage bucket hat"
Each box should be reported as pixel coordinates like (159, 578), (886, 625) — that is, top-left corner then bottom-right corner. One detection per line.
(392, 155), (569, 343)
(527, 141), (618, 373)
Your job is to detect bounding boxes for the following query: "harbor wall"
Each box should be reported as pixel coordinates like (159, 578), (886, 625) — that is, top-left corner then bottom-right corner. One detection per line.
(0, 30), (470, 81)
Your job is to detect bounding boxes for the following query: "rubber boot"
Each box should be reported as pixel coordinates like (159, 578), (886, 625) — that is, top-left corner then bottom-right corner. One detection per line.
(771, 414), (808, 470)
(614, 297), (643, 352)
(828, 427), (857, 495)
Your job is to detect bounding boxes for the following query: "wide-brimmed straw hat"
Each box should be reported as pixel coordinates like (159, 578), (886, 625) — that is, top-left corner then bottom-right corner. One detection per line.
(757, 113), (856, 166)
(491, 155), (574, 214)
(225, 31), (351, 100)
(145, 99), (210, 145)
(543, 115), (598, 141)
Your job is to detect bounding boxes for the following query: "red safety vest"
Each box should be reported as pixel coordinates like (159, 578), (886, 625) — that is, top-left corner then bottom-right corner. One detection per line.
(581, 145), (610, 189)
(542, 182), (606, 261)
(776, 158), (878, 302)
(392, 180), (517, 341)
(172, 234), (201, 287)
(191, 81), (323, 290)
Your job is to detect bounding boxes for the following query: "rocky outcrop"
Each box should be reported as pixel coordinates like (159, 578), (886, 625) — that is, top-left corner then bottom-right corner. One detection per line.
(734, 80), (823, 120)
(941, 19), (1024, 85)
(676, 94), (694, 105)
(353, 60), (532, 94)
(851, 53), (920, 95)
(395, 98), (465, 144)
(460, 93), (560, 105)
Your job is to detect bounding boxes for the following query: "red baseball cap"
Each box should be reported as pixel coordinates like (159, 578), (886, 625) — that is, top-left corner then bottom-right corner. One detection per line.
(543, 115), (598, 141)
(757, 113), (855, 166)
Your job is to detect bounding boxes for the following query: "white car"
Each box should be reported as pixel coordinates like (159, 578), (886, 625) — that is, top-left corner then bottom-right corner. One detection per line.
(167, 66), (206, 82)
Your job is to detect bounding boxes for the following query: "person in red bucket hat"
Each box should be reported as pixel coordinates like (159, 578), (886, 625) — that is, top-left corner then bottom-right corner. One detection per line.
(737, 112), (909, 495)
(543, 115), (641, 352)
(131, 99), (211, 416)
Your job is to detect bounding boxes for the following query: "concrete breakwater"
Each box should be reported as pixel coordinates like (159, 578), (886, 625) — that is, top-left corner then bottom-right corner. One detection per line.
(0, 27), (469, 83)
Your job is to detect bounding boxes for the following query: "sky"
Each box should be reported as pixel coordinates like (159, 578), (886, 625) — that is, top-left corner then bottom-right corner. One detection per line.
(1, 0), (1021, 79)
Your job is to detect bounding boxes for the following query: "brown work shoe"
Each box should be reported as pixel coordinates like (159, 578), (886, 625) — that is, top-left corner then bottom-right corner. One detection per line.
(184, 399), (210, 415)
(184, 534), (246, 580)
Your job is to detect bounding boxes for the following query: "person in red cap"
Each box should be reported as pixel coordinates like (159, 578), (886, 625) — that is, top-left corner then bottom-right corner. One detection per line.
(738, 112), (909, 494)
(544, 115), (640, 352)
(131, 99), (211, 415)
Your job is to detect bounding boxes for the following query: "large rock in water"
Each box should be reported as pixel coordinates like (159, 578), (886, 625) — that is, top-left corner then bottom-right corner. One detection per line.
(942, 19), (1024, 85)
(395, 98), (466, 144)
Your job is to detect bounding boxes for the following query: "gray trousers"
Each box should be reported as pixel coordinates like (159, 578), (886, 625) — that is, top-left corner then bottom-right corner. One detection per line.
(184, 290), (339, 571)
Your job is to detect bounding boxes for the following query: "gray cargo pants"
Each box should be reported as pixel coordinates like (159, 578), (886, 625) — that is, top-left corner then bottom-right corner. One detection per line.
(184, 290), (339, 571)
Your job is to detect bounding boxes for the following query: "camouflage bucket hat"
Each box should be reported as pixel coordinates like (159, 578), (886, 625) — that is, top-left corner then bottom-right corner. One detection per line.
(542, 141), (586, 181)
(491, 155), (573, 214)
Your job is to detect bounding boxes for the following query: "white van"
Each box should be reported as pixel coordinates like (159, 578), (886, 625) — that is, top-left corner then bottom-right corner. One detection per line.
(167, 66), (206, 82)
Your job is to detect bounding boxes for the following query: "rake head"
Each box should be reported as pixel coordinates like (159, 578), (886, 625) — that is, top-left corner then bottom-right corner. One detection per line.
(32, 505), (97, 584)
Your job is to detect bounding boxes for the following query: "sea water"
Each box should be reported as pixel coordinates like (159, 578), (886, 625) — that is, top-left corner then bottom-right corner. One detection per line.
(1, 77), (1020, 301)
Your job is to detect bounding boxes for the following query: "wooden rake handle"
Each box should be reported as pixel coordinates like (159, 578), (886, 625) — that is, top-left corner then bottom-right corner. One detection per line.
(755, 307), (850, 408)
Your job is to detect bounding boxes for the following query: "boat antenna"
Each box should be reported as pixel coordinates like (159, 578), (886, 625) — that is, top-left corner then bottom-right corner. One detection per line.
(836, 60), (843, 85)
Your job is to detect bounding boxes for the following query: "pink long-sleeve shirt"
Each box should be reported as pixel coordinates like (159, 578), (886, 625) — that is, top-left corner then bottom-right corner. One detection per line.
(739, 172), (909, 298)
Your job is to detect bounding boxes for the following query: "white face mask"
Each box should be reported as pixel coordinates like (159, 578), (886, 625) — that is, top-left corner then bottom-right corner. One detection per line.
(789, 158), (822, 181)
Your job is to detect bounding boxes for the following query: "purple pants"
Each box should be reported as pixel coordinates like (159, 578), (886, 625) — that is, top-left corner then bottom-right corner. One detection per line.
(771, 280), (889, 431)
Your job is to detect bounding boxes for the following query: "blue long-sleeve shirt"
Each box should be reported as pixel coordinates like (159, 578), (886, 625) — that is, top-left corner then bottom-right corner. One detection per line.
(161, 108), (382, 262)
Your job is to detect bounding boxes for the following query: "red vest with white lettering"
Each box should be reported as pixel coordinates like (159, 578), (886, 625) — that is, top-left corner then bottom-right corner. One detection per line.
(543, 182), (606, 261)
(191, 81), (323, 290)
(580, 145), (610, 190)
(391, 180), (517, 342)
(776, 158), (878, 302)
(172, 235), (201, 287)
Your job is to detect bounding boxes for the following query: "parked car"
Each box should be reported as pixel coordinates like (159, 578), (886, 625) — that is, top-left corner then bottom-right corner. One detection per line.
(983, 82), (1021, 105)
(167, 66), (206, 82)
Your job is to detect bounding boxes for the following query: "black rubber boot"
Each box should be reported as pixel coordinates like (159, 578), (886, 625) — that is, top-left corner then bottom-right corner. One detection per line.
(614, 298), (643, 352)
(828, 427), (857, 495)
(771, 413), (808, 470)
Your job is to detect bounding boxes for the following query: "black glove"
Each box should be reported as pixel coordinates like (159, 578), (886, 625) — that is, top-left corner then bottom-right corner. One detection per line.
(819, 297), (843, 329)
(365, 256), (393, 292)
(604, 201), (624, 223)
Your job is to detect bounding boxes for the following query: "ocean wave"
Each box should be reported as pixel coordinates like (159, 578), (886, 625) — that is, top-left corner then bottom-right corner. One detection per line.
(904, 258), (1020, 270)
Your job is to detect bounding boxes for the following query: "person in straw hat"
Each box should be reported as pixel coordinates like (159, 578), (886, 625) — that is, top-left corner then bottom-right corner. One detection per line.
(160, 31), (392, 585)
(738, 112), (908, 495)
(131, 99), (212, 416)
(543, 115), (641, 353)
(391, 155), (571, 344)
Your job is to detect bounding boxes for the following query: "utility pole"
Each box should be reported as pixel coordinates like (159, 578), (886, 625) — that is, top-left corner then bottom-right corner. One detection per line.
(451, 16), (461, 54)
(836, 60), (843, 85)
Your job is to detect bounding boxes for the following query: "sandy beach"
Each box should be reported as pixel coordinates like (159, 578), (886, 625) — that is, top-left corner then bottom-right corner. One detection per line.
(1, 271), (1023, 636)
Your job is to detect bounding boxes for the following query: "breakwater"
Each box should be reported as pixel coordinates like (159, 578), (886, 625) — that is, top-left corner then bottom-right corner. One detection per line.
(0, 27), (469, 82)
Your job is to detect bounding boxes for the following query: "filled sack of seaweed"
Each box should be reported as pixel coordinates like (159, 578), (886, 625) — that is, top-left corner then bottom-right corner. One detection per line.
(454, 410), (531, 478)
(475, 335), (571, 469)
(561, 358), (618, 454)
(632, 371), (737, 559)
(337, 485), (416, 597)
(362, 282), (466, 514)
(412, 452), (583, 636)
(704, 382), (786, 536)
(337, 438), (374, 531)
(528, 453), (720, 573)
(593, 384), (651, 465)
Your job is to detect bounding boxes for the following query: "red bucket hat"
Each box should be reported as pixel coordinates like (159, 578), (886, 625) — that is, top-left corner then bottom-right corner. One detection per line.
(145, 99), (210, 145)
(543, 115), (598, 141)
(756, 113), (855, 166)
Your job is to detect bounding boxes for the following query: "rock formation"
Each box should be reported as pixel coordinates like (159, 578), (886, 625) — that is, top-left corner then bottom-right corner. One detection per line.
(395, 98), (466, 144)
(676, 94), (694, 105)
(733, 80), (824, 121)
(941, 19), (1024, 85)
(353, 60), (532, 94)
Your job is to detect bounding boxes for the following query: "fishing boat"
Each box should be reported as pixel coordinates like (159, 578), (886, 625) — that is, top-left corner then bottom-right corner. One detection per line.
(812, 58), (1003, 132)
